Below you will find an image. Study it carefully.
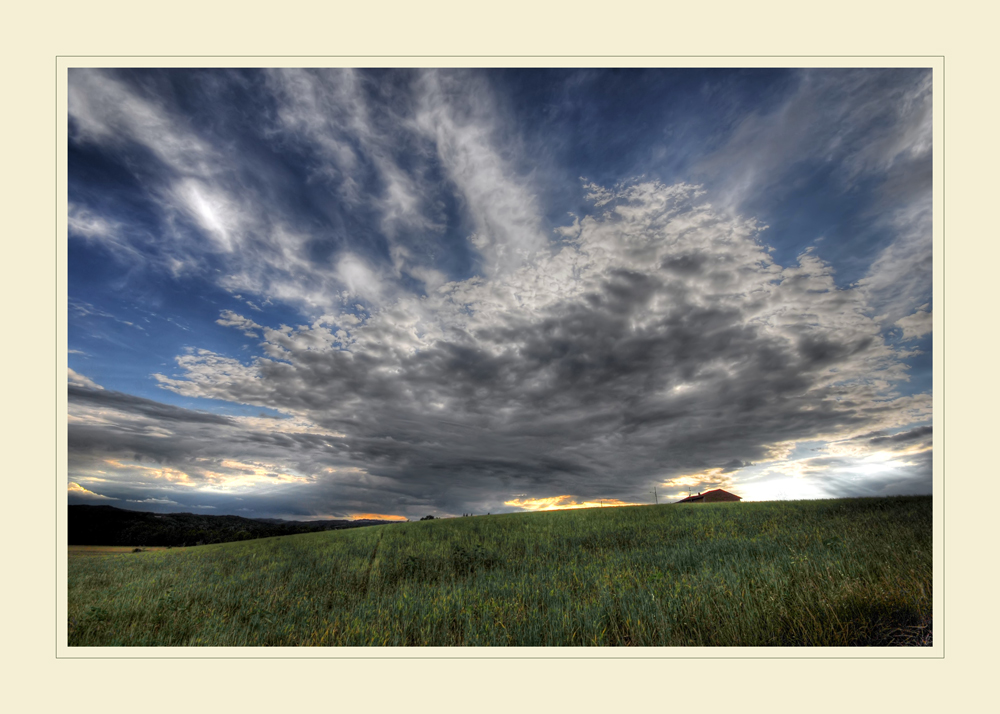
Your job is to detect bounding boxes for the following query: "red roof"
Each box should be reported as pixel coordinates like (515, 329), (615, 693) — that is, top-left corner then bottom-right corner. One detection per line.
(675, 488), (742, 503)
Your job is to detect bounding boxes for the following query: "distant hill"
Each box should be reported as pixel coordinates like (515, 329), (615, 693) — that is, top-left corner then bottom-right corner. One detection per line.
(68, 505), (398, 547)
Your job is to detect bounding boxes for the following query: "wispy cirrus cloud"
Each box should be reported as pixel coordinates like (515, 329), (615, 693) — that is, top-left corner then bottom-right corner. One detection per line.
(70, 69), (347, 308)
(697, 69), (931, 209)
(69, 69), (547, 314)
(414, 70), (548, 276)
(695, 69), (932, 325)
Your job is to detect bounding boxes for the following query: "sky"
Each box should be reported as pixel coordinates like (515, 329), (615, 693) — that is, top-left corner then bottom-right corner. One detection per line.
(66, 68), (933, 520)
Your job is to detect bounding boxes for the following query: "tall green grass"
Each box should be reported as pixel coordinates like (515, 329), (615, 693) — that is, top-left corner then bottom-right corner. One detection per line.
(67, 496), (932, 647)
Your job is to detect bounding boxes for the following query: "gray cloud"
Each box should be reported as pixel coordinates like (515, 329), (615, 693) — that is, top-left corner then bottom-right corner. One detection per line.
(68, 386), (234, 426)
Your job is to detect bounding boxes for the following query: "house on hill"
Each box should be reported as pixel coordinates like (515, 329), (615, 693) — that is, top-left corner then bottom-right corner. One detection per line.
(675, 488), (742, 504)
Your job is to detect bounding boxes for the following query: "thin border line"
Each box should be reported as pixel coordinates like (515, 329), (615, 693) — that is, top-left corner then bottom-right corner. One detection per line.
(940, 54), (946, 660)
(57, 57), (943, 660)
(57, 54), (944, 58)
(55, 54), (59, 661)
(61, 655), (936, 659)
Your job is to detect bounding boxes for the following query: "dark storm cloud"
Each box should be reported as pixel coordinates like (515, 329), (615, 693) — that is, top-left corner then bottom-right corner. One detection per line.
(68, 386), (234, 425)
(865, 425), (933, 448)
(140, 182), (930, 515)
(67, 389), (380, 517)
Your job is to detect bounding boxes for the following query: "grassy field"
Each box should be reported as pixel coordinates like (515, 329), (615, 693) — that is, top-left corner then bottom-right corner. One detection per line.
(67, 496), (932, 647)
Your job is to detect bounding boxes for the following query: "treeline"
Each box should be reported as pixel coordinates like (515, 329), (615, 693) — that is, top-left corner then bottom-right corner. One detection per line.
(69, 505), (395, 547)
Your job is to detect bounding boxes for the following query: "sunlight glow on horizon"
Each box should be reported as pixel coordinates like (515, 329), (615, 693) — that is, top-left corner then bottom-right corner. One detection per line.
(504, 495), (642, 511)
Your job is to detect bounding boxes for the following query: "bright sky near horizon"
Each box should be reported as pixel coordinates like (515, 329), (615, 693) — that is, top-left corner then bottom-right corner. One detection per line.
(67, 68), (932, 519)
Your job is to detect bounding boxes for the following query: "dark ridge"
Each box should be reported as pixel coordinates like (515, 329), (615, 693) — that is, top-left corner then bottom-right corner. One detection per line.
(69, 504), (398, 547)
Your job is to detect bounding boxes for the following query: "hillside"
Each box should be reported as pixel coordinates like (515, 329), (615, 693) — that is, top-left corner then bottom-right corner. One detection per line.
(68, 496), (932, 647)
(68, 504), (395, 547)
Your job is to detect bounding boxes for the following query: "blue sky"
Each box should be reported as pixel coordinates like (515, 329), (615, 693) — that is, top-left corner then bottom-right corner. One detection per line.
(67, 68), (933, 519)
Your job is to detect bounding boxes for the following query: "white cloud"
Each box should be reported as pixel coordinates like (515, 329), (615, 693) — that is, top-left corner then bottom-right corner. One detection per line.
(68, 368), (103, 390)
(895, 304), (932, 340)
(171, 178), (243, 253)
(216, 310), (263, 337)
(335, 253), (385, 303)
